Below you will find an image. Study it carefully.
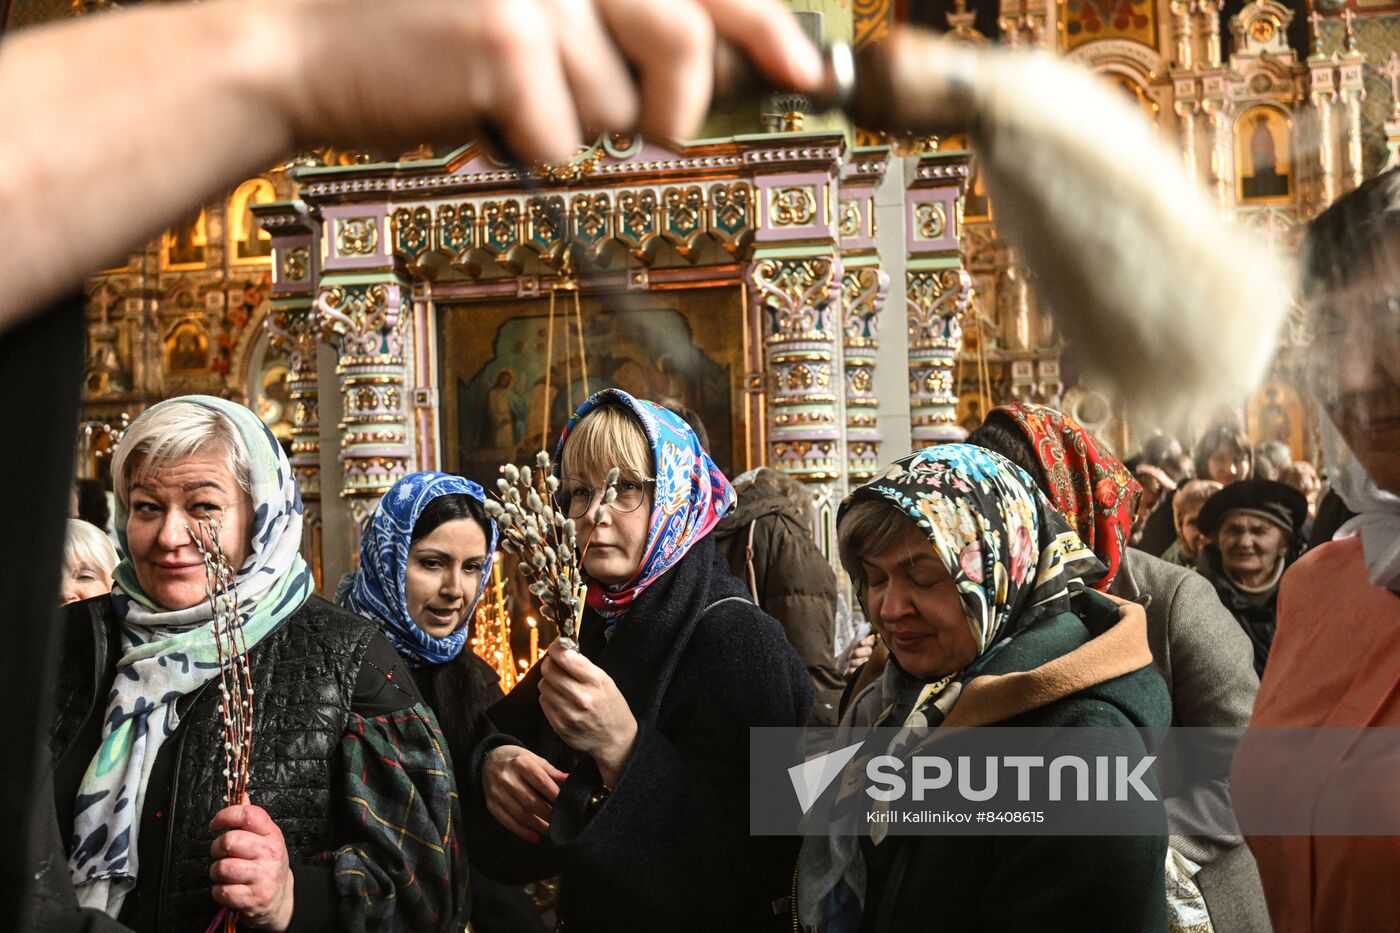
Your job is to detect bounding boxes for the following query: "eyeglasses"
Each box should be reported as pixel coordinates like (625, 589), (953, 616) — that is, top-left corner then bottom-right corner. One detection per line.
(556, 478), (655, 520)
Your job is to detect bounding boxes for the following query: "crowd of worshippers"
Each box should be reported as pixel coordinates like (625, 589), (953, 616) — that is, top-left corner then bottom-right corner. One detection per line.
(44, 171), (1399, 933)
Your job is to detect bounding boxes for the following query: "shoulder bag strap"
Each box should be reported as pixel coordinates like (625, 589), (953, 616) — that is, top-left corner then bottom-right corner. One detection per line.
(646, 595), (751, 724)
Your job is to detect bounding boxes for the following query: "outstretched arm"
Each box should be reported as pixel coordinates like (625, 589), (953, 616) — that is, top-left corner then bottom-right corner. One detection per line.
(0, 0), (820, 335)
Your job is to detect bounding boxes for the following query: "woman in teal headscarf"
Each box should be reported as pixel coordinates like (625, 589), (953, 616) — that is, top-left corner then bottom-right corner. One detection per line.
(48, 395), (463, 932)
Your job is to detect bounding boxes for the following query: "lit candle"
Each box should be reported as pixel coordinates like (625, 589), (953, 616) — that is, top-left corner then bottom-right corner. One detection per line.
(528, 616), (539, 667)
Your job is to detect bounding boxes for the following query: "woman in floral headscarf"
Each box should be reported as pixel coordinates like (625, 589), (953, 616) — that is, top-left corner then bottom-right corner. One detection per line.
(798, 444), (1170, 933)
(48, 396), (461, 932)
(968, 404), (1270, 933)
(465, 388), (813, 933)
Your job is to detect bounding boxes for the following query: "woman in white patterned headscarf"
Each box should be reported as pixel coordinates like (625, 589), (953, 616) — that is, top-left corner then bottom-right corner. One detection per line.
(49, 395), (463, 932)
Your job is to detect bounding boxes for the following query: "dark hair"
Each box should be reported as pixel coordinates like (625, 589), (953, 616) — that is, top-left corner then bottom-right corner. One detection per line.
(408, 490), (498, 770)
(1193, 424), (1252, 480)
(416, 653), (504, 775)
(75, 478), (110, 530)
(656, 396), (710, 451)
(410, 492), (489, 544)
(965, 415), (1049, 496)
(1139, 433), (1180, 468)
(1302, 168), (1400, 300)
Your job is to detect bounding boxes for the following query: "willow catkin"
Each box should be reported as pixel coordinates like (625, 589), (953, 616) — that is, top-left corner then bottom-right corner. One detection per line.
(854, 31), (1293, 422)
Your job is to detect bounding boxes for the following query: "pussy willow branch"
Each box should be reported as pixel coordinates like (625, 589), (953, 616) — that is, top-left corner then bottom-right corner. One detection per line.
(485, 452), (619, 650)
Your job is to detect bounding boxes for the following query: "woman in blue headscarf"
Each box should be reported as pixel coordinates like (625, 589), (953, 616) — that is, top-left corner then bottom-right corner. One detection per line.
(344, 470), (546, 933)
(466, 388), (814, 933)
(48, 395), (461, 932)
(346, 471), (501, 765)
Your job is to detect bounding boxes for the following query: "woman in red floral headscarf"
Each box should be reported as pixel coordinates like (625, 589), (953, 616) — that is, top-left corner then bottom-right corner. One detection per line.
(971, 403), (1140, 590)
(967, 403), (1272, 933)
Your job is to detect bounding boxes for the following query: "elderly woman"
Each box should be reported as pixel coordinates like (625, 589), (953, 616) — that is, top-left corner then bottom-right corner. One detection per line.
(61, 518), (118, 606)
(1232, 170), (1400, 933)
(967, 404), (1268, 933)
(1196, 479), (1307, 678)
(797, 445), (1170, 932)
(49, 396), (461, 931)
(343, 470), (544, 933)
(466, 388), (812, 932)
(1160, 478), (1223, 569)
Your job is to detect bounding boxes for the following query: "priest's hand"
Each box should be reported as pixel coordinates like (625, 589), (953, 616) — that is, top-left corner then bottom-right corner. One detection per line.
(208, 797), (294, 931)
(540, 641), (638, 786)
(483, 744), (569, 843)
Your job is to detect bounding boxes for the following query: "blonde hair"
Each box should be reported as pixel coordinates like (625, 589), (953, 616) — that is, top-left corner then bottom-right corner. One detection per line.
(560, 403), (653, 481)
(112, 400), (251, 507)
(838, 497), (925, 589)
(64, 518), (118, 580)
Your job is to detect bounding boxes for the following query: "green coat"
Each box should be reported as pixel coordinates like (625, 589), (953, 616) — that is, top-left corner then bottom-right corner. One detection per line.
(850, 603), (1172, 933)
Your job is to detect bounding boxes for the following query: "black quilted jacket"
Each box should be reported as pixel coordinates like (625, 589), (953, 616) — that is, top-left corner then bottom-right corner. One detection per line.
(49, 594), (412, 932)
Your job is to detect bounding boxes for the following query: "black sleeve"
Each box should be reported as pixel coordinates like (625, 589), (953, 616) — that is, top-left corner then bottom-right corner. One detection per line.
(284, 865), (339, 933)
(6, 295), (87, 927)
(460, 666), (566, 885)
(352, 633), (424, 715)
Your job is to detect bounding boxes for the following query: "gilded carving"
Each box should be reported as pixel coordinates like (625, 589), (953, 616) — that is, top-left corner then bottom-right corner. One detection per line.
(281, 247), (310, 283)
(336, 217), (379, 256)
(391, 206), (432, 262)
(711, 183), (751, 237)
(850, 368), (873, 393)
(841, 267), (889, 342)
(572, 193), (611, 246)
(914, 202), (947, 240)
(527, 196), (567, 253)
(531, 146), (603, 183)
(906, 269), (972, 342)
(438, 203), (477, 256)
(748, 257), (837, 338)
(354, 386), (379, 412)
(839, 199), (862, 238)
(922, 369), (952, 394)
(617, 189), (659, 245)
(787, 364), (815, 390)
(317, 283), (401, 357)
(770, 186), (818, 226)
(482, 200), (522, 254)
(664, 186), (705, 239)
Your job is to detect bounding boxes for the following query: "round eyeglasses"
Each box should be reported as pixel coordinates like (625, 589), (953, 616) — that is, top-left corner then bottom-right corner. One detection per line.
(556, 478), (655, 520)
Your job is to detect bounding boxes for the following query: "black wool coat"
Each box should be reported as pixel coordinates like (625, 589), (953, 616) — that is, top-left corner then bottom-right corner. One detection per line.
(466, 535), (814, 933)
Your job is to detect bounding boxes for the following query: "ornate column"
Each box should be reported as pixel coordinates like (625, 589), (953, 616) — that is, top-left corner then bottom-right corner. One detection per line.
(906, 152), (973, 446)
(838, 148), (891, 484)
(1197, 0), (1223, 68)
(743, 135), (846, 558)
(1177, 100), (1201, 182)
(1172, 0), (1195, 69)
(1340, 20), (1367, 193)
(1379, 52), (1400, 170)
(1202, 92), (1235, 208)
(310, 201), (418, 541)
(1309, 63), (1340, 209)
(256, 201), (324, 589)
